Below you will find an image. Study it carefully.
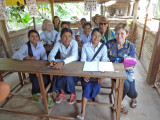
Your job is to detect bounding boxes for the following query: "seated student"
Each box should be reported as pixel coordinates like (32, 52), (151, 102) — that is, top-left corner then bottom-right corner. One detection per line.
(77, 28), (108, 120)
(106, 23), (138, 114)
(92, 14), (101, 29)
(99, 16), (115, 43)
(78, 22), (92, 48)
(53, 16), (61, 32)
(56, 22), (75, 41)
(77, 18), (87, 36)
(12, 29), (53, 107)
(40, 19), (58, 45)
(67, 21), (76, 39)
(48, 28), (79, 105)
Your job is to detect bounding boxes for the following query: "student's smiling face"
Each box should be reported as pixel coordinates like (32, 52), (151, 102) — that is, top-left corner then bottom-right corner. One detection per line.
(29, 32), (39, 45)
(45, 21), (53, 31)
(62, 32), (72, 48)
(84, 25), (91, 36)
(91, 31), (102, 45)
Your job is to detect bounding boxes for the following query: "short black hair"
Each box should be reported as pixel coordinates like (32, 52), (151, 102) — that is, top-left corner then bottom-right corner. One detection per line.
(83, 22), (92, 28)
(61, 21), (68, 27)
(81, 18), (86, 22)
(60, 28), (73, 37)
(91, 28), (103, 36)
(28, 29), (40, 38)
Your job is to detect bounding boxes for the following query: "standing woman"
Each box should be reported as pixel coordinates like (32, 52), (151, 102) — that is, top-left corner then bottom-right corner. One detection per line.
(12, 29), (53, 107)
(53, 16), (61, 32)
(99, 16), (115, 43)
(77, 28), (108, 120)
(48, 28), (79, 105)
(40, 19), (58, 45)
(106, 23), (138, 114)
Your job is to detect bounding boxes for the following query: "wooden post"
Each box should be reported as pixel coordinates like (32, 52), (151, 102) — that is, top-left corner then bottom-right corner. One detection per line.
(127, 1), (134, 16)
(138, 13), (148, 59)
(131, 0), (139, 33)
(32, 17), (36, 30)
(0, 20), (10, 57)
(90, 11), (92, 23)
(50, 0), (54, 22)
(146, 22), (160, 85)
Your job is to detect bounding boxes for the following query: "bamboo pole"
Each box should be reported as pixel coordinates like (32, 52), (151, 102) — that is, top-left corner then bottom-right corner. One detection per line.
(32, 17), (36, 30)
(138, 13), (148, 59)
(50, 0), (54, 21)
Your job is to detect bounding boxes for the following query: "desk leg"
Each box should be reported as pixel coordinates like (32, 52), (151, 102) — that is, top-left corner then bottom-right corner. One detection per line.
(37, 74), (48, 114)
(18, 72), (23, 86)
(116, 79), (124, 120)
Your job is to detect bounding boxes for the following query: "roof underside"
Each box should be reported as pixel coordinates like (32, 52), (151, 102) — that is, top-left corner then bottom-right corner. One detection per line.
(36, 0), (133, 4)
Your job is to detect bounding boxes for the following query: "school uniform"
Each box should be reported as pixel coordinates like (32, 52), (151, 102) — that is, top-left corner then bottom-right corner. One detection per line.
(40, 30), (58, 45)
(93, 24), (99, 29)
(77, 27), (84, 35)
(48, 40), (79, 94)
(56, 31), (75, 42)
(81, 42), (108, 99)
(12, 41), (51, 94)
(79, 31), (92, 43)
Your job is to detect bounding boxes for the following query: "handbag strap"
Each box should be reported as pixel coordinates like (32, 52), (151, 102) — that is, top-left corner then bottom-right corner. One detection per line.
(26, 41), (33, 57)
(91, 43), (105, 62)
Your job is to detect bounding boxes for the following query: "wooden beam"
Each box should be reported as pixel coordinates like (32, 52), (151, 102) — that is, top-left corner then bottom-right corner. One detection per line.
(0, 21), (10, 57)
(33, 17), (36, 30)
(146, 22), (160, 85)
(132, 0), (139, 32)
(138, 13), (148, 59)
(50, 0), (54, 21)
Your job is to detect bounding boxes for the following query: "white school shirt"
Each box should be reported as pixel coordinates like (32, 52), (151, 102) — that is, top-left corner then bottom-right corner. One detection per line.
(40, 30), (58, 45)
(77, 27), (83, 35)
(79, 31), (92, 43)
(12, 41), (47, 60)
(56, 31), (75, 42)
(48, 39), (78, 64)
(81, 42), (108, 62)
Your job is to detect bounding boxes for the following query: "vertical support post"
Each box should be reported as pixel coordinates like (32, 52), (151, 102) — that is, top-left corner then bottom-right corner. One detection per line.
(138, 13), (148, 59)
(33, 17), (36, 30)
(0, 72), (4, 81)
(131, 0), (139, 33)
(0, 20), (10, 57)
(50, 0), (54, 22)
(90, 10), (92, 23)
(146, 22), (160, 85)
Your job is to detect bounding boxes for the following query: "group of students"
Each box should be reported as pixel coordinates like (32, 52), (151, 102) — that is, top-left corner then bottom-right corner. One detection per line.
(12, 15), (138, 120)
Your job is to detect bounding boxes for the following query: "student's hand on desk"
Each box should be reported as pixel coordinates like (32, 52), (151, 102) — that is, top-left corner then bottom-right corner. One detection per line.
(23, 56), (36, 60)
(84, 77), (89, 82)
(51, 61), (63, 70)
(50, 61), (56, 67)
(98, 78), (104, 84)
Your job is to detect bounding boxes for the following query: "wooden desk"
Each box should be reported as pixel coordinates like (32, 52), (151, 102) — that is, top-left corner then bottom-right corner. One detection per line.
(0, 58), (127, 120)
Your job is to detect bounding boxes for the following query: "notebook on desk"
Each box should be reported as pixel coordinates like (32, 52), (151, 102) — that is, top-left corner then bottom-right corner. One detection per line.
(83, 62), (114, 72)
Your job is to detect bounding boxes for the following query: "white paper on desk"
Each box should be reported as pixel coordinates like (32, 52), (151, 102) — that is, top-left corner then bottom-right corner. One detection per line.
(83, 62), (114, 71)
(98, 62), (114, 71)
(83, 62), (98, 71)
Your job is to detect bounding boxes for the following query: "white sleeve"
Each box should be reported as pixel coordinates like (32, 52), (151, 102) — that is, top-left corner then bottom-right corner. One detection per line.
(56, 32), (61, 42)
(40, 44), (47, 60)
(80, 44), (87, 62)
(12, 44), (28, 60)
(48, 42), (59, 62)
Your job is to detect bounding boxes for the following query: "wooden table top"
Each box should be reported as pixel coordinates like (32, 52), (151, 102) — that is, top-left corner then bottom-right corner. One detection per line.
(0, 58), (127, 79)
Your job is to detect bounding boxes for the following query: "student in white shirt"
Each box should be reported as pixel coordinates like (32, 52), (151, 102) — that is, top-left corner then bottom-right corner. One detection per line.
(77, 18), (87, 36)
(12, 29), (53, 107)
(48, 28), (79, 105)
(40, 19), (58, 45)
(56, 22), (75, 42)
(77, 28), (108, 120)
(78, 22), (92, 48)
